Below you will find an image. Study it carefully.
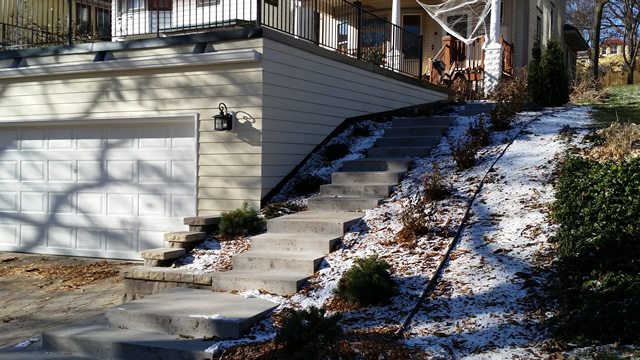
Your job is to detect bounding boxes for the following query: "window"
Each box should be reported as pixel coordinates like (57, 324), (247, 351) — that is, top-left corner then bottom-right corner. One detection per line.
(76, 3), (92, 35)
(550, 8), (555, 37)
(127, 0), (144, 10)
(124, 0), (172, 11)
(362, 18), (386, 48)
(97, 8), (111, 39)
(602, 46), (607, 55)
(611, 46), (618, 54)
(403, 15), (421, 59)
(197, 0), (221, 6)
(500, 1), (504, 24)
(536, 15), (542, 40)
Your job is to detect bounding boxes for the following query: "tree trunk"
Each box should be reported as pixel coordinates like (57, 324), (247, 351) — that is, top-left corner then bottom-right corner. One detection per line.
(590, 0), (609, 79)
(628, 59), (636, 84)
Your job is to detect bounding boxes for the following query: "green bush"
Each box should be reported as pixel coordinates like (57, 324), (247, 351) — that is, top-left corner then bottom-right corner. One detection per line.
(275, 306), (342, 359)
(262, 201), (302, 219)
(361, 48), (384, 66)
(323, 143), (350, 162)
(334, 256), (395, 306)
(549, 156), (640, 345)
(527, 39), (569, 107)
(292, 175), (326, 196)
(218, 202), (265, 237)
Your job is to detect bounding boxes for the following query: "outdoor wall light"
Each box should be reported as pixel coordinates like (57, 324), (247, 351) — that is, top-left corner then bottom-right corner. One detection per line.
(213, 103), (233, 131)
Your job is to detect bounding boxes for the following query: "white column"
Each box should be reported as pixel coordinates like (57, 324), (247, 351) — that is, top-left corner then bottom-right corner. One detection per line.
(484, 0), (502, 94)
(389, 0), (402, 71)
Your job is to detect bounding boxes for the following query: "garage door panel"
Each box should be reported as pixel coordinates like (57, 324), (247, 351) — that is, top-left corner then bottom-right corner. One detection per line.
(0, 161), (18, 180)
(0, 120), (196, 259)
(48, 226), (74, 248)
(0, 225), (18, 244)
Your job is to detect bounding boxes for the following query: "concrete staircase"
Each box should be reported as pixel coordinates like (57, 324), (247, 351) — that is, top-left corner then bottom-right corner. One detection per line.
(0, 114), (460, 359)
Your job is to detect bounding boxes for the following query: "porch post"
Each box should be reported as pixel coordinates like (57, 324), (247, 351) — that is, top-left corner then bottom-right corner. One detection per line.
(389, 0), (401, 71)
(484, 0), (502, 94)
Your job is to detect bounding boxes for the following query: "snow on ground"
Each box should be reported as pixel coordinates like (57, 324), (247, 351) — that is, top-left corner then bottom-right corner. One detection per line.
(177, 105), (598, 357)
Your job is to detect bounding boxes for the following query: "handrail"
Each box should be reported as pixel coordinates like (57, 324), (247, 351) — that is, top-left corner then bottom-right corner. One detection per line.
(500, 35), (514, 76)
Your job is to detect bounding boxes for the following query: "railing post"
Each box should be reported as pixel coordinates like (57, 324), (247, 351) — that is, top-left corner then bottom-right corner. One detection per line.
(2, 24), (4, 51)
(157, 6), (160, 37)
(355, 1), (362, 60)
(66, 0), (72, 46)
(419, 34), (423, 78)
(256, 0), (262, 27)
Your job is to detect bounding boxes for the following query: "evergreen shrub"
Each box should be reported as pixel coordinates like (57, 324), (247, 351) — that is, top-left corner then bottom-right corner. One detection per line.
(334, 256), (395, 306)
(276, 306), (342, 359)
(527, 39), (569, 107)
(323, 143), (350, 162)
(218, 202), (265, 237)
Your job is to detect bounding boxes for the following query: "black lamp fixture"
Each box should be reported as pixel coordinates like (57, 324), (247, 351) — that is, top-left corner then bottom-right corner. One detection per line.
(213, 103), (233, 131)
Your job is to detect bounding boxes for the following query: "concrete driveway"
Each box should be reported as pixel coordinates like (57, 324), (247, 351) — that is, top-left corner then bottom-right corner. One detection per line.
(0, 252), (140, 350)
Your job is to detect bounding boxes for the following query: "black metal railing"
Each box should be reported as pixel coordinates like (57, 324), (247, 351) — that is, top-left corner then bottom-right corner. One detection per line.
(1, 0), (422, 77)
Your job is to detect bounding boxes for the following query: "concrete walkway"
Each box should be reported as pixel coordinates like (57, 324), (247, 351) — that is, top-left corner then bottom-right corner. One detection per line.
(0, 252), (139, 350)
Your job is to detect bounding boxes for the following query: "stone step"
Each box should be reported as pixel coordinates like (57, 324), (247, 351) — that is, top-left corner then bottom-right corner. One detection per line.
(307, 196), (382, 211)
(392, 116), (454, 127)
(367, 146), (433, 158)
(183, 215), (221, 233)
(210, 269), (309, 295)
(104, 288), (277, 340)
(232, 250), (324, 274)
(140, 248), (186, 267)
(383, 126), (448, 137)
(40, 314), (214, 360)
(319, 183), (393, 197)
(341, 158), (410, 172)
(331, 171), (404, 185)
(266, 211), (363, 235)
(459, 102), (494, 116)
(165, 231), (207, 251)
(375, 136), (440, 148)
(250, 232), (341, 254)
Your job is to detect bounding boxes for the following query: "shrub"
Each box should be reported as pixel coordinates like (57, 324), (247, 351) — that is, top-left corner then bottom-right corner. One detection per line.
(451, 138), (477, 170)
(361, 48), (384, 66)
(276, 306), (342, 359)
(423, 161), (451, 202)
(489, 75), (527, 130)
(397, 195), (435, 247)
(451, 75), (481, 101)
(292, 175), (326, 196)
(467, 115), (491, 148)
(334, 256), (395, 307)
(548, 156), (640, 345)
(323, 143), (350, 162)
(218, 202), (265, 237)
(527, 39), (569, 107)
(262, 201), (302, 219)
(352, 124), (371, 137)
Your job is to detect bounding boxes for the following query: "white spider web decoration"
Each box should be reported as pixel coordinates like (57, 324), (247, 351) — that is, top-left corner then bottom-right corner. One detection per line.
(417, 0), (493, 45)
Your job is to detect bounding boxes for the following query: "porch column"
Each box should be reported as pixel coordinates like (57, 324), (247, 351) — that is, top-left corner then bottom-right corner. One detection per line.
(484, 0), (502, 94)
(389, 0), (401, 71)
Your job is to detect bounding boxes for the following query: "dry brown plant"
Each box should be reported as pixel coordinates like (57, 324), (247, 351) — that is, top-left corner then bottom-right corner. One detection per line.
(588, 121), (640, 161)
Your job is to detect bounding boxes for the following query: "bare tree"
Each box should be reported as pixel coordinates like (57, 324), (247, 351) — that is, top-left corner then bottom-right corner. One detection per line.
(567, 0), (594, 43)
(602, 0), (640, 84)
(590, 0), (611, 79)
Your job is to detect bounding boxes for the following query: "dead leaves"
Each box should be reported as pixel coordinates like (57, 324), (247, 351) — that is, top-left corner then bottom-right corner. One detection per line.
(0, 260), (124, 290)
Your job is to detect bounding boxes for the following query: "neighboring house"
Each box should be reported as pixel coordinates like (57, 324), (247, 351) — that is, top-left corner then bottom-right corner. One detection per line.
(0, 0), (585, 260)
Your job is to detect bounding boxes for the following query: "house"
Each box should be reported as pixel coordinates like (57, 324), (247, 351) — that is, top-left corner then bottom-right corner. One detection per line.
(0, 0), (585, 260)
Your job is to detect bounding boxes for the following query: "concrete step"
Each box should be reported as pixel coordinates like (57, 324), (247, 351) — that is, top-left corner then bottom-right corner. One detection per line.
(40, 314), (214, 360)
(375, 136), (440, 148)
(104, 288), (277, 340)
(319, 183), (393, 197)
(0, 344), (95, 360)
(307, 196), (382, 211)
(232, 250), (324, 273)
(210, 269), (309, 295)
(460, 102), (494, 116)
(392, 116), (454, 127)
(250, 233), (341, 254)
(341, 158), (410, 172)
(266, 211), (363, 235)
(367, 146), (433, 158)
(383, 126), (449, 138)
(140, 248), (186, 267)
(331, 171), (404, 185)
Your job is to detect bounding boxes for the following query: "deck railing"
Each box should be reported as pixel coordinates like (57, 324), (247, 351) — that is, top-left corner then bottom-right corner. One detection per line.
(1, 0), (423, 77)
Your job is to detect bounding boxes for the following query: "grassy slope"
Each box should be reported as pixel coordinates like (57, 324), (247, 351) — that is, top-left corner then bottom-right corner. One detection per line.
(587, 83), (640, 125)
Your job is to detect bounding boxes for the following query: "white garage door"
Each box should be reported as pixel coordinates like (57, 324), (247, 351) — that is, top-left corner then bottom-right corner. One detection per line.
(0, 117), (197, 259)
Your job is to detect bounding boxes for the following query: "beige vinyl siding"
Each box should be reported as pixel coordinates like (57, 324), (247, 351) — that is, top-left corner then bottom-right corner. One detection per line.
(259, 36), (448, 203)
